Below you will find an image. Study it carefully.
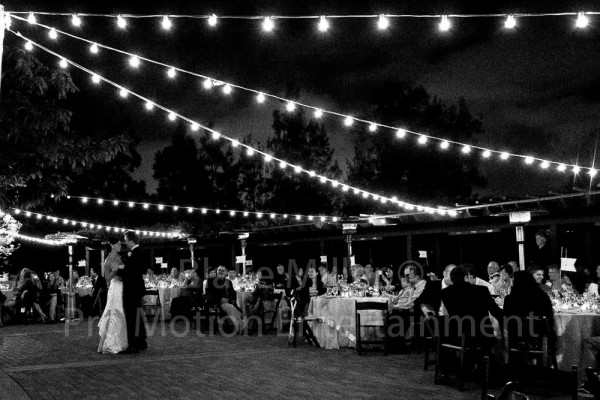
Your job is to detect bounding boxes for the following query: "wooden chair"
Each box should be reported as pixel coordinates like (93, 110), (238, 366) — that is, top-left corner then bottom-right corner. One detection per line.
(586, 367), (600, 400)
(481, 356), (529, 400)
(92, 287), (106, 316)
(355, 300), (389, 356)
(143, 289), (161, 320)
(504, 315), (557, 369)
(423, 312), (440, 370)
(260, 291), (283, 332)
(287, 297), (320, 348)
(494, 363), (577, 400)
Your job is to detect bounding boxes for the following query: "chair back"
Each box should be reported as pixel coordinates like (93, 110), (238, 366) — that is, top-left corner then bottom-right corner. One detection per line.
(586, 367), (600, 400)
(504, 315), (548, 348)
(355, 301), (388, 311)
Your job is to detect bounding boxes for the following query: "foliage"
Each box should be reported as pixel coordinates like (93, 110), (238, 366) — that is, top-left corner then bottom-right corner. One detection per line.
(0, 48), (129, 209)
(0, 212), (21, 258)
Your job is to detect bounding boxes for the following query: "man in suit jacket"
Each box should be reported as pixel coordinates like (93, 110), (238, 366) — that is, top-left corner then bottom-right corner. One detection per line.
(90, 267), (107, 316)
(119, 231), (147, 352)
(420, 264), (455, 316)
(441, 265), (502, 348)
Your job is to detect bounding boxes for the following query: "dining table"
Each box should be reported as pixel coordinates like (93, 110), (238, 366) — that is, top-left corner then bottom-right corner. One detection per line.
(59, 287), (93, 297)
(307, 295), (393, 349)
(143, 286), (185, 320)
(555, 311), (600, 379)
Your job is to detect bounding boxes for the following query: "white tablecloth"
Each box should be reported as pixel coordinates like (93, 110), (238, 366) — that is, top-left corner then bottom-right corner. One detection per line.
(555, 312), (600, 376)
(307, 296), (393, 349)
(60, 287), (93, 297)
(143, 287), (184, 320)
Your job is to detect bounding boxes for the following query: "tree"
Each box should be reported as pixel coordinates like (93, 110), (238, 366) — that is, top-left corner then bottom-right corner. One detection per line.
(0, 48), (129, 209)
(346, 82), (486, 214)
(265, 109), (343, 215)
(235, 134), (271, 211)
(0, 212), (21, 258)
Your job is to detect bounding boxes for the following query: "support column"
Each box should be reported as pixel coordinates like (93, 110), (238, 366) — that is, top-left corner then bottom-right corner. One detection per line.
(85, 247), (90, 276)
(240, 239), (247, 276)
(516, 225), (526, 271)
(345, 234), (353, 282)
(0, 5), (5, 98)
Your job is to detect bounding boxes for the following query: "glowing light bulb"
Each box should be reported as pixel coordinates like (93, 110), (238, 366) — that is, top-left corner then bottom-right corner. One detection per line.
(167, 67), (176, 78)
(504, 15), (516, 29)
(142, 203), (149, 209)
(320, 176), (327, 184)
(369, 123), (377, 132)
(262, 16), (275, 32)
(377, 14), (390, 30)
(116, 15), (127, 29)
(191, 123), (199, 131)
(128, 202), (134, 207)
(353, 188), (360, 195)
(91, 74), (100, 84)
(246, 148), (255, 156)
(212, 131), (221, 140)
(482, 150), (491, 158)
(231, 139), (239, 147)
(188, 207), (193, 213)
(362, 192), (369, 198)
(25, 41), (34, 51)
(344, 116), (354, 126)
(223, 84), (232, 94)
(270, 213), (276, 219)
(203, 78), (213, 89)
(89, 43), (99, 54)
(439, 15), (451, 31)
(524, 156), (534, 165)
(119, 88), (128, 98)
(48, 28), (58, 40)
(396, 129), (406, 139)
(540, 161), (550, 169)
(440, 140), (450, 150)
(256, 92), (266, 103)
(314, 109), (323, 118)
(573, 166), (581, 174)
(294, 165), (302, 173)
(576, 12), (589, 28)
(279, 161), (287, 169)
(113, 200), (119, 206)
(418, 135), (428, 145)
(129, 55), (140, 68)
(318, 16), (330, 32)
(309, 171), (316, 177)
(286, 101), (296, 112)
(557, 164), (566, 172)
(257, 213), (263, 218)
(59, 59), (68, 68)
(158, 205), (164, 211)
(243, 212), (249, 217)
(230, 211), (235, 216)
(342, 185), (349, 192)
(264, 154), (273, 162)
(500, 152), (510, 160)
(145, 101), (154, 110)
(71, 14), (82, 27)
(27, 12), (36, 24)
(208, 14), (218, 27)
(461, 145), (471, 154)
(295, 215), (301, 220)
(589, 168), (598, 177)
(168, 112), (176, 121)
(161, 16), (172, 30)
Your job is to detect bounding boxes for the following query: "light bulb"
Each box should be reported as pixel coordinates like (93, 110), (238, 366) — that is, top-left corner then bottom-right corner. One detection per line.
(504, 15), (516, 29)
(320, 176), (327, 184)
(573, 166), (581, 174)
(256, 92), (266, 103)
(71, 14), (82, 27)
(246, 148), (255, 156)
(113, 200), (119, 206)
(576, 12), (589, 29)
(89, 43), (99, 54)
(230, 211), (235, 216)
(440, 140), (450, 149)
(167, 67), (176, 78)
(264, 154), (273, 162)
(161, 16), (172, 30)
(263, 16), (275, 32)
(212, 131), (221, 140)
(279, 161), (287, 169)
(286, 101), (296, 112)
(119, 88), (128, 98)
(25, 41), (34, 51)
(168, 112), (176, 121)
(270, 213), (276, 219)
(396, 129), (406, 139)
(27, 12), (36, 24)
(344, 116), (354, 126)
(128, 202), (134, 207)
(461, 145), (471, 154)
(314, 109), (323, 118)
(524, 156), (534, 164)
(91, 74), (100, 84)
(318, 16), (329, 32)
(540, 161), (550, 169)
(589, 168), (598, 177)
(309, 171), (316, 177)
(418, 135), (428, 145)
(377, 14), (390, 30)
(116, 15), (127, 29)
(129, 55), (140, 68)
(294, 166), (302, 173)
(145, 101), (154, 110)
(208, 14), (218, 27)
(557, 164), (566, 172)
(231, 139), (239, 147)
(439, 15), (451, 32)
(243, 212), (249, 217)
(48, 28), (58, 40)
(369, 123), (377, 132)
(223, 84), (232, 94)
(203, 78), (213, 89)
(59, 59), (68, 68)
(191, 123), (199, 131)
(482, 150), (491, 158)
(158, 205), (164, 211)
(500, 152), (510, 160)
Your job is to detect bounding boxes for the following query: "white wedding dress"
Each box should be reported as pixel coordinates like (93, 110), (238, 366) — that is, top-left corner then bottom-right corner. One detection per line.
(98, 278), (128, 354)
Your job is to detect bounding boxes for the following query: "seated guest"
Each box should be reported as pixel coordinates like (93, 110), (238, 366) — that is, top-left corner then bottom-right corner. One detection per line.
(364, 264), (377, 286)
(54, 269), (65, 287)
(227, 270), (241, 290)
(391, 276), (414, 310)
(528, 265), (546, 289)
(570, 261), (592, 295)
(143, 268), (157, 285)
(318, 263), (335, 287)
(244, 270), (274, 332)
(169, 267), (185, 284)
(205, 265), (242, 333)
(487, 261), (501, 285)
(464, 264), (494, 294)
(378, 266), (399, 292)
(294, 268), (304, 288)
(420, 264), (456, 316)
(503, 270), (556, 348)
(203, 268), (217, 294)
(273, 264), (289, 289)
(350, 264), (368, 284)
(586, 265), (600, 297)
(15, 268), (48, 322)
(67, 270), (79, 288)
(297, 266), (325, 314)
(547, 264), (573, 294)
(441, 265), (502, 349)
(183, 269), (201, 288)
(492, 264), (514, 307)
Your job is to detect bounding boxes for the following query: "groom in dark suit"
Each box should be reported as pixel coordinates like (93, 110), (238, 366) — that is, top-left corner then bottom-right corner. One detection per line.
(119, 231), (147, 353)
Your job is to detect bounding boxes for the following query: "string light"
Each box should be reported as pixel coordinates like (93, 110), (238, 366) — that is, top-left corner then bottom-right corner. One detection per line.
(589, 168), (598, 177)
(318, 16), (330, 32)
(461, 145), (471, 154)
(27, 12), (36, 24)
(440, 140), (450, 150)
(377, 14), (390, 30)
(418, 135), (428, 145)
(24, 40), (33, 51)
(262, 16), (275, 32)
(286, 101), (296, 112)
(557, 164), (566, 172)
(524, 156), (535, 165)
(71, 14), (82, 27)
(540, 161), (550, 169)
(89, 42), (98, 53)
(15, 233), (65, 246)
(191, 122), (200, 131)
(504, 15), (516, 29)
(161, 15), (172, 30)
(482, 150), (491, 158)
(10, 32), (457, 216)
(167, 67), (177, 78)
(246, 148), (254, 156)
(145, 101), (154, 110)
(12, 16), (591, 178)
(59, 58), (68, 68)
(48, 27), (58, 39)
(116, 15), (127, 29)
(231, 139), (239, 147)
(208, 14), (218, 27)
(439, 15), (451, 32)
(128, 55), (140, 68)
(91, 74), (100, 84)
(576, 12), (589, 28)
(256, 92), (266, 103)
(369, 123), (377, 132)
(211, 131), (221, 140)
(168, 112), (176, 121)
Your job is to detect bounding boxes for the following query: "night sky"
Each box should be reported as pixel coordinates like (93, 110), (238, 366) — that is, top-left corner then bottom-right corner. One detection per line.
(3, 0), (600, 200)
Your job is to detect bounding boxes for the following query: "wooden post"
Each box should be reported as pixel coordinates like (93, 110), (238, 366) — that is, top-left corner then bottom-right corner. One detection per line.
(0, 5), (5, 99)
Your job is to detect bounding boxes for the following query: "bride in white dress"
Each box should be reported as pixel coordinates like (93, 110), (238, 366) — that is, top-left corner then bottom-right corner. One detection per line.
(98, 238), (128, 354)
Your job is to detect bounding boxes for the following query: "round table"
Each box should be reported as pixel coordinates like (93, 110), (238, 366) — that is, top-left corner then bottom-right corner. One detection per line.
(307, 296), (393, 349)
(555, 312), (600, 377)
(144, 287), (184, 320)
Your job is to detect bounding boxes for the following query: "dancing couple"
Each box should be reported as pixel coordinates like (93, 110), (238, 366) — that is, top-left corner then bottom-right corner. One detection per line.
(98, 231), (147, 354)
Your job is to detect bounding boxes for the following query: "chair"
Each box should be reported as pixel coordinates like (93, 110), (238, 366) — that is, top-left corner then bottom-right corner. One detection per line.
(481, 356), (529, 400)
(143, 289), (161, 320)
(423, 312), (440, 370)
(287, 297), (320, 348)
(434, 316), (488, 391)
(504, 315), (557, 369)
(92, 287), (106, 316)
(586, 367), (600, 400)
(494, 363), (577, 400)
(260, 291), (283, 332)
(355, 300), (389, 356)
